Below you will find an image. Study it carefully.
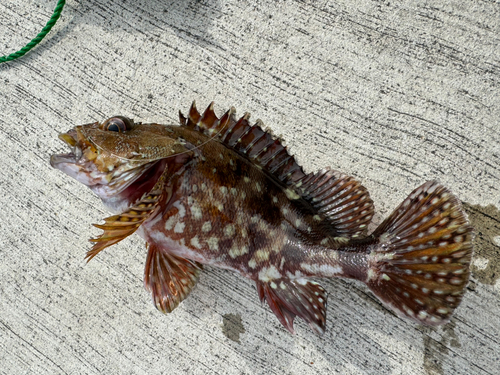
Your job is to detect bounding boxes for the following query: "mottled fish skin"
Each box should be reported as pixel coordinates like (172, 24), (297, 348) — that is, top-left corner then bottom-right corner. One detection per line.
(51, 102), (474, 334)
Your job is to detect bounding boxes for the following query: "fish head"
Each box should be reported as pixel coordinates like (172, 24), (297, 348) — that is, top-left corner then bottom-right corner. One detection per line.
(50, 116), (188, 199)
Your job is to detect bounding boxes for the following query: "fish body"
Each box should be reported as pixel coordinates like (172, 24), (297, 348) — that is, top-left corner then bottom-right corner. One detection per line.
(51, 103), (473, 334)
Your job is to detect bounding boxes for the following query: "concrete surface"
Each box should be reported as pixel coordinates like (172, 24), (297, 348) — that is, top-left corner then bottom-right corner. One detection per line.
(1, 0), (499, 374)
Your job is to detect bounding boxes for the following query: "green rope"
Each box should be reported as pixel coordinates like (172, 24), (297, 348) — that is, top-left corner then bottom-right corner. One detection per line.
(0, 0), (66, 63)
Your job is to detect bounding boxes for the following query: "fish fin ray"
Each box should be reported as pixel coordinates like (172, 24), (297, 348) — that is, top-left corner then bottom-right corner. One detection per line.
(179, 102), (308, 187)
(144, 243), (202, 313)
(295, 168), (375, 238)
(366, 181), (473, 325)
(256, 279), (327, 335)
(85, 171), (167, 262)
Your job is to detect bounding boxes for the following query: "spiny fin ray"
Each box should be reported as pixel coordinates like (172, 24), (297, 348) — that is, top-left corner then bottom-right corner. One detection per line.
(256, 279), (328, 335)
(179, 102), (308, 188)
(85, 168), (167, 262)
(295, 168), (375, 238)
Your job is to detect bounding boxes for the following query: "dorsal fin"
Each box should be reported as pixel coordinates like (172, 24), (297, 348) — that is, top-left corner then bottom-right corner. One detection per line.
(179, 101), (307, 187)
(294, 168), (375, 237)
(179, 102), (375, 237)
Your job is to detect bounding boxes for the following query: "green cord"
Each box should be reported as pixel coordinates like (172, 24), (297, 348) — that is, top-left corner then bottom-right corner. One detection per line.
(0, 0), (66, 63)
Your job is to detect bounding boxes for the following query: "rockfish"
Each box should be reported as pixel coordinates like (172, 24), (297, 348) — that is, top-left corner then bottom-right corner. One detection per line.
(50, 102), (473, 334)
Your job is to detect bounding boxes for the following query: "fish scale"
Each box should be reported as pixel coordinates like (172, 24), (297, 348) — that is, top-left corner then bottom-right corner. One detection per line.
(51, 102), (474, 335)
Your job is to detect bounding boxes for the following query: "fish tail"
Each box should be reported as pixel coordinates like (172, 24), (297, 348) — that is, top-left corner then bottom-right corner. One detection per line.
(364, 181), (473, 325)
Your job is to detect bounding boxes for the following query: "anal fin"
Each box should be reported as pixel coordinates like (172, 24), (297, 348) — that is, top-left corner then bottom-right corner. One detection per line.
(256, 279), (328, 334)
(144, 243), (202, 313)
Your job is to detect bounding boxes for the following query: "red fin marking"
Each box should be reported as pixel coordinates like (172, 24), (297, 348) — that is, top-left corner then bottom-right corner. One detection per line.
(367, 181), (473, 325)
(85, 171), (167, 262)
(296, 168), (375, 237)
(144, 244), (202, 313)
(257, 279), (328, 335)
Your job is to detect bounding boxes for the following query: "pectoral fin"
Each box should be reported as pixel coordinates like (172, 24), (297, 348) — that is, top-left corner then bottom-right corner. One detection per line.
(86, 171), (168, 262)
(144, 243), (202, 313)
(256, 279), (328, 335)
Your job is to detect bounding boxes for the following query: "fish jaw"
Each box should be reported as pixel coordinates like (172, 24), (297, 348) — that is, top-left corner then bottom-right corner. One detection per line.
(50, 129), (112, 188)
(50, 125), (151, 200)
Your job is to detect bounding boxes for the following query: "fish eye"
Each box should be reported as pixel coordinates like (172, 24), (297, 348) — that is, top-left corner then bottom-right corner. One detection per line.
(102, 116), (133, 132)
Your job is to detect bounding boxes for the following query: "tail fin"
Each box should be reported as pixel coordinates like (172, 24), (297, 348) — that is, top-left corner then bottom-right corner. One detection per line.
(365, 181), (473, 325)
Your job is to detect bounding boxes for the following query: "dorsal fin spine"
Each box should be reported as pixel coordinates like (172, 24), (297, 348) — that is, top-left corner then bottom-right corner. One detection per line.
(199, 102), (218, 130)
(187, 101), (200, 127)
(269, 154), (293, 174)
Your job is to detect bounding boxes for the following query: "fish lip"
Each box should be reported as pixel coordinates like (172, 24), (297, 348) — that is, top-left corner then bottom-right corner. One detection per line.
(50, 152), (77, 167)
(51, 129), (81, 167)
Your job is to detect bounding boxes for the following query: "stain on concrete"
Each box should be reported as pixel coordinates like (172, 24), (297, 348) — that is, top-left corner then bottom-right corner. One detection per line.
(463, 203), (500, 285)
(422, 321), (460, 375)
(222, 313), (245, 343)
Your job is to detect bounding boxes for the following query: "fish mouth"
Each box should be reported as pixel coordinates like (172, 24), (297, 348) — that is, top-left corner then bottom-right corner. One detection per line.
(50, 130), (81, 167)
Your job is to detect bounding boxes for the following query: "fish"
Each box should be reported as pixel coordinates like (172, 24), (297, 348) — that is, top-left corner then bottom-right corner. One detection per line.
(50, 102), (473, 334)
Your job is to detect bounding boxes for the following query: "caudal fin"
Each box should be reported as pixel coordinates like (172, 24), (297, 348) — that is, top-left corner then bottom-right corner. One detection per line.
(365, 181), (473, 325)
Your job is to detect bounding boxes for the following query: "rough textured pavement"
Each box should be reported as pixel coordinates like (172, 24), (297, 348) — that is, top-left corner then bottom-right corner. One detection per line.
(1, 1), (499, 374)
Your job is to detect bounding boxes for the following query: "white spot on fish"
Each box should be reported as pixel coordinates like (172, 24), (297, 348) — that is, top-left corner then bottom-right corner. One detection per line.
(258, 265), (281, 282)
(224, 224), (235, 237)
(220, 186), (228, 194)
(164, 216), (177, 231)
(192, 184), (198, 193)
(207, 237), (219, 251)
(255, 182), (261, 192)
(190, 203), (203, 220)
(418, 311), (428, 319)
(367, 269), (377, 281)
(248, 259), (257, 269)
(230, 188), (238, 195)
(172, 201), (186, 218)
(174, 222), (185, 233)
(244, 177), (250, 183)
(273, 196), (278, 203)
(437, 307), (449, 314)
(285, 188), (300, 200)
(190, 236), (201, 249)
(202, 221), (212, 232)
(300, 263), (342, 276)
(229, 245), (249, 258)
(255, 249), (270, 262)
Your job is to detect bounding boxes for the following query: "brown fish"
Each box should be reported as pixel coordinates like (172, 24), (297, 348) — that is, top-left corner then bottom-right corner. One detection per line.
(50, 102), (473, 334)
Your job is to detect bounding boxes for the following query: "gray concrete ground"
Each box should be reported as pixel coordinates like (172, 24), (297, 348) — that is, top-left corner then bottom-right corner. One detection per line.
(1, 0), (499, 374)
